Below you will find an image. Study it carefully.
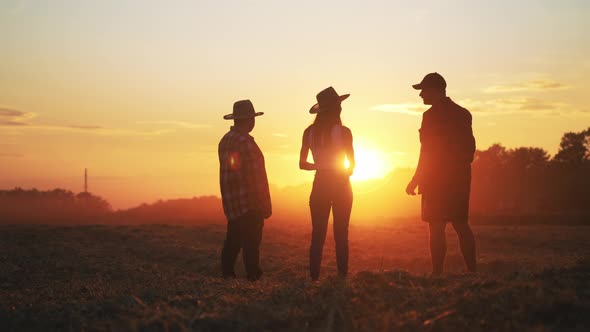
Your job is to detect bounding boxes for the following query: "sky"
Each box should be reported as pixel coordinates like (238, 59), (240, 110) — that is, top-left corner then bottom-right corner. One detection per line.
(1, 0), (589, 209)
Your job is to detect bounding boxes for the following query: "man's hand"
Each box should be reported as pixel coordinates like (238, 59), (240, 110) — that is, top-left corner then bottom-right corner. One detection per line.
(405, 179), (418, 196)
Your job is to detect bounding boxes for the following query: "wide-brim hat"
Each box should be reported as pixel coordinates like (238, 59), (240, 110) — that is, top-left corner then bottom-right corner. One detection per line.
(223, 99), (264, 120)
(412, 72), (447, 90)
(309, 86), (350, 114)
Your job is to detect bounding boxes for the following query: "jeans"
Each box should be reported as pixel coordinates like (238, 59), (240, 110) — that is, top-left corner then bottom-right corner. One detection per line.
(309, 172), (353, 279)
(221, 210), (264, 280)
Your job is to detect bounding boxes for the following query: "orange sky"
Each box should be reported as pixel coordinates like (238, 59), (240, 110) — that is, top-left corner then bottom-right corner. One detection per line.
(1, 1), (589, 209)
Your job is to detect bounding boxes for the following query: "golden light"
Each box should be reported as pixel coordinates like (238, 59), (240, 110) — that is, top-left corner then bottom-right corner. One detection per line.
(346, 144), (393, 182)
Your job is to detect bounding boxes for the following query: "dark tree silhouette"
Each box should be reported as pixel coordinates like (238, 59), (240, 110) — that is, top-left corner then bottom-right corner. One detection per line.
(470, 127), (590, 218)
(0, 188), (112, 223)
(553, 128), (590, 165)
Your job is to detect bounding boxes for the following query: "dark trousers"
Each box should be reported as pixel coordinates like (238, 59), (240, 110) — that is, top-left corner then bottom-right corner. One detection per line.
(309, 173), (353, 280)
(221, 210), (264, 279)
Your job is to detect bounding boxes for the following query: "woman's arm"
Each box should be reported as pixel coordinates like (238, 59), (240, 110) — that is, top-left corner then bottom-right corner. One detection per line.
(299, 130), (316, 171)
(345, 128), (355, 176)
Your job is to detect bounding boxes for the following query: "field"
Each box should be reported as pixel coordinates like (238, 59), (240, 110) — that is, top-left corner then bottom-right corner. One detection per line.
(0, 220), (589, 331)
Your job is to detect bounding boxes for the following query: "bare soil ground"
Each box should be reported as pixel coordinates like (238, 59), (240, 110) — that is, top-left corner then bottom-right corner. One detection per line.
(0, 221), (589, 331)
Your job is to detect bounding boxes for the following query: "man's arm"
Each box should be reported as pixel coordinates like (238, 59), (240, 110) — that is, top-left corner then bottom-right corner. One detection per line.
(242, 140), (272, 219)
(464, 112), (476, 163)
(455, 110), (475, 164)
(407, 118), (426, 195)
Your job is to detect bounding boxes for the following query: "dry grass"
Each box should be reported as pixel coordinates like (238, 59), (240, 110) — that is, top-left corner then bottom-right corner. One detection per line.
(0, 221), (589, 331)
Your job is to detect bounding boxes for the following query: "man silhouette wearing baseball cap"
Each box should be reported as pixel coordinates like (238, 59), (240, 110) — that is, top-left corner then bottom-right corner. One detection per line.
(406, 73), (477, 275)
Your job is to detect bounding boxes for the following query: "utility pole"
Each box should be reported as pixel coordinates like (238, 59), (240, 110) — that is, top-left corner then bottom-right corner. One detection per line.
(84, 168), (88, 193)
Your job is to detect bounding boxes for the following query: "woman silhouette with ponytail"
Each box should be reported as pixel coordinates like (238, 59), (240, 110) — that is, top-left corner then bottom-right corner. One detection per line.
(299, 86), (355, 282)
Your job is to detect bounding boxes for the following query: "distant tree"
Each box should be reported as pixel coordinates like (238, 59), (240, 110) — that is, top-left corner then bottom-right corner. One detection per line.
(115, 196), (224, 224)
(471, 144), (509, 213)
(585, 128), (590, 160)
(508, 147), (550, 170)
(0, 188), (112, 223)
(547, 128), (590, 212)
(553, 128), (590, 165)
(507, 147), (551, 212)
(76, 192), (112, 214)
(473, 143), (508, 169)
(471, 144), (553, 214)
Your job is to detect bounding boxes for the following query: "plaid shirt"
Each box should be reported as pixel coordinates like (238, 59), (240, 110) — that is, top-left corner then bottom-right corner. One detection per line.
(218, 127), (272, 220)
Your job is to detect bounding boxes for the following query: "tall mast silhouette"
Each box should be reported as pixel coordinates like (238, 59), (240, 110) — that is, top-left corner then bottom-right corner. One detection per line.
(84, 168), (88, 193)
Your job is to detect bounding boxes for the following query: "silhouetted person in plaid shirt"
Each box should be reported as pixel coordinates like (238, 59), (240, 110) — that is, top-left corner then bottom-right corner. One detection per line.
(218, 100), (271, 281)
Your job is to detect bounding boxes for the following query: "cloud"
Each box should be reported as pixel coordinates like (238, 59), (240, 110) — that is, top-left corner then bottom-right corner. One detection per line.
(8, 123), (171, 136)
(0, 108), (33, 126)
(44, 125), (171, 136)
(484, 80), (569, 93)
(369, 103), (425, 116)
(0, 108), (26, 117)
(66, 125), (104, 130)
(272, 133), (288, 138)
(0, 108), (186, 135)
(0, 120), (27, 126)
(370, 98), (584, 117)
(460, 98), (573, 116)
(137, 121), (211, 130)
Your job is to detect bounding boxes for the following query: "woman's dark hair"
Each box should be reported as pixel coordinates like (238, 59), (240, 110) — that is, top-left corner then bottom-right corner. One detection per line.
(312, 105), (342, 148)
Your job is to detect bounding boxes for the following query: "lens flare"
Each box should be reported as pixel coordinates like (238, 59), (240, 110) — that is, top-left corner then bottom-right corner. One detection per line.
(348, 145), (393, 182)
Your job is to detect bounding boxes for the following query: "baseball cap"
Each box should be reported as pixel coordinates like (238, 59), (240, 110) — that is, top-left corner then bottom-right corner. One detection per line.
(412, 72), (447, 90)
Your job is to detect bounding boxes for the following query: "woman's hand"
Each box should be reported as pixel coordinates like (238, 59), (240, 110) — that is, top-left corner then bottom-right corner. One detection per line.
(347, 167), (354, 177)
(299, 132), (316, 171)
(299, 161), (317, 171)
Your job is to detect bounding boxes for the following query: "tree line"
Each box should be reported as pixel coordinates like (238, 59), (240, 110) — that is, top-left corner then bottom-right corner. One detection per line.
(0, 188), (111, 223)
(471, 127), (590, 216)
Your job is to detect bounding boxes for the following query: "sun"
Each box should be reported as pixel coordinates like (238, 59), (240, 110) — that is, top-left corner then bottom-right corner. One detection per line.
(345, 144), (392, 182)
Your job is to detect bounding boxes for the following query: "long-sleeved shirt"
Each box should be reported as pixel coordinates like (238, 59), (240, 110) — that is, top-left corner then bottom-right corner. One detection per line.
(218, 127), (272, 220)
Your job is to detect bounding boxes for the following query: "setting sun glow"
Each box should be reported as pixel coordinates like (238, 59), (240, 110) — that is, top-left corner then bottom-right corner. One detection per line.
(346, 146), (392, 182)
(1, 1), (588, 209)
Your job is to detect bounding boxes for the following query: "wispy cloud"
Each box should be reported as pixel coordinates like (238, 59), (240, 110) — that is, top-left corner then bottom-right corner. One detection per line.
(370, 98), (583, 117)
(137, 120), (211, 130)
(484, 80), (569, 93)
(7, 122), (171, 136)
(0, 108), (177, 136)
(0, 108), (34, 126)
(272, 133), (288, 138)
(0, 109), (25, 117)
(369, 103), (425, 116)
(460, 98), (571, 116)
(32, 125), (172, 136)
(66, 125), (104, 130)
